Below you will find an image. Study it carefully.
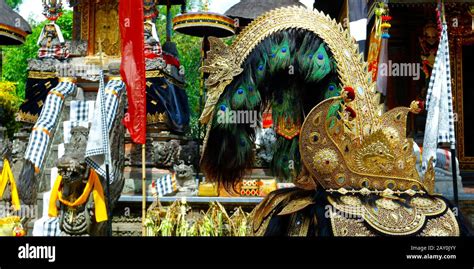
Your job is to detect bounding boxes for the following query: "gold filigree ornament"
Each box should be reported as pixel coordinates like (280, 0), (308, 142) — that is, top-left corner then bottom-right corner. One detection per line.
(300, 93), (435, 196)
(199, 37), (243, 125)
(328, 195), (459, 236)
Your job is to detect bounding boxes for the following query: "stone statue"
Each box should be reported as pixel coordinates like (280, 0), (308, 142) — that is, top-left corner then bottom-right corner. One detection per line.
(177, 140), (199, 167)
(153, 140), (200, 168)
(56, 107), (125, 236)
(37, 23), (69, 60)
(256, 128), (276, 166)
(153, 140), (180, 167)
(56, 127), (93, 235)
(173, 161), (197, 197)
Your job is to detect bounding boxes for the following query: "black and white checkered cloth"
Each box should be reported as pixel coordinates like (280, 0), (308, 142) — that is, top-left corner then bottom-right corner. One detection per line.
(85, 76), (125, 183)
(422, 23), (455, 172)
(24, 81), (76, 171)
(155, 174), (178, 197)
(70, 100), (90, 122)
(63, 101), (94, 144)
(43, 217), (61, 236)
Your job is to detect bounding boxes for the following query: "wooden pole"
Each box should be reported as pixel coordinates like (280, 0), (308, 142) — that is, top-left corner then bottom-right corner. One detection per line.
(105, 164), (112, 236)
(451, 146), (459, 207)
(142, 143), (146, 236)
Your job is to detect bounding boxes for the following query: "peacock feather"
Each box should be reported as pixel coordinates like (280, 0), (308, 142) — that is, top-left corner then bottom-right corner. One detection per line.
(230, 75), (261, 110)
(201, 29), (340, 185)
(268, 32), (293, 74)
(324, 82), (341, 99)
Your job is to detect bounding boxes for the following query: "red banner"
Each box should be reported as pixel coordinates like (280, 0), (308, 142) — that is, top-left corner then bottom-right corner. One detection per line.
(119, 0), (146, 144)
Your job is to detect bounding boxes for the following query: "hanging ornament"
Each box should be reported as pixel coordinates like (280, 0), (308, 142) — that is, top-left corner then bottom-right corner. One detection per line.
(380, 4), (392, 39)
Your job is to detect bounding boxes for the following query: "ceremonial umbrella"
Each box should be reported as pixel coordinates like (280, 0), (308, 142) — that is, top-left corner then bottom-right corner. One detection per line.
(173, 2), (235, 186)
(225, 0), (305, 31)
(0, 0), (32, 119)
(0, 0), (31, 45)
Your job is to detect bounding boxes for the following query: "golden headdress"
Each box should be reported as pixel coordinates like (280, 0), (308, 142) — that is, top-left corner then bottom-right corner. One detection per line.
(297, 89), (434, 196)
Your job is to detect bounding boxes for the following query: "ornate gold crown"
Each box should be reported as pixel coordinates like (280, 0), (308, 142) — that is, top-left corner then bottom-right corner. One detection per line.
(297, 93), (434, 196)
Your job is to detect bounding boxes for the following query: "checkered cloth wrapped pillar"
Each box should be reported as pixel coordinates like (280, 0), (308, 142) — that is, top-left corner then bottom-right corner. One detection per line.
(422, 23), (455, 172)
(24, 81), (77, 172)
(85, 79), (125, 183)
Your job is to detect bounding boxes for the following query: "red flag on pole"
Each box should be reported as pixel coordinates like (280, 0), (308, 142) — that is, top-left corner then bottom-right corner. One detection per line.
(120, 0), (147, 144)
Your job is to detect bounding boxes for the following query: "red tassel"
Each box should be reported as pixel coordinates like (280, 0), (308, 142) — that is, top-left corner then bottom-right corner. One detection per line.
(344, 106), (357, 120)
(343, 86), (355, 102)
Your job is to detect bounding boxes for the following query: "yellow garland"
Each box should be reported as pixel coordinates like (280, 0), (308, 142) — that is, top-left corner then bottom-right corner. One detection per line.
(49, 169), (108, 222)
(0, 159), (21, 211)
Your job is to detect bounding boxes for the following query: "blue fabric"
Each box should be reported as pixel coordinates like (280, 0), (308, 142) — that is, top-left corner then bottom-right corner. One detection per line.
(146, 76), (190, 134)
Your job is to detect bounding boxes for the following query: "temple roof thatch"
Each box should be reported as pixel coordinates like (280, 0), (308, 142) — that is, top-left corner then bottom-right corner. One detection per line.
(225, 0), (305, 20)
(0, 0), (32, 45)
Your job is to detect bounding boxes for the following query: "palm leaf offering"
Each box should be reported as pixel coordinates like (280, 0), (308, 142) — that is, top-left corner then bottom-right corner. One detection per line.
(145, 199), (251, 237)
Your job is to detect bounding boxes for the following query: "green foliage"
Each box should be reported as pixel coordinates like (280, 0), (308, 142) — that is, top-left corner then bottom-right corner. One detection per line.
(5, 0), (22, 9)
(1, 10), (73, 136)
(0, 81), (21, 137)
(2, 10), (73, 100)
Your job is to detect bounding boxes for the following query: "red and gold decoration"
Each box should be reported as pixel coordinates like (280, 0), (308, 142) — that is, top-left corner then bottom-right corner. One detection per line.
(275, 116), (301, 140)
(120, 0), (147, 145)
(173, 12), (235, 38)
(240, 180), (260, 197)
(299, 88), (433, 196)
(367, 2), (391, 82)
